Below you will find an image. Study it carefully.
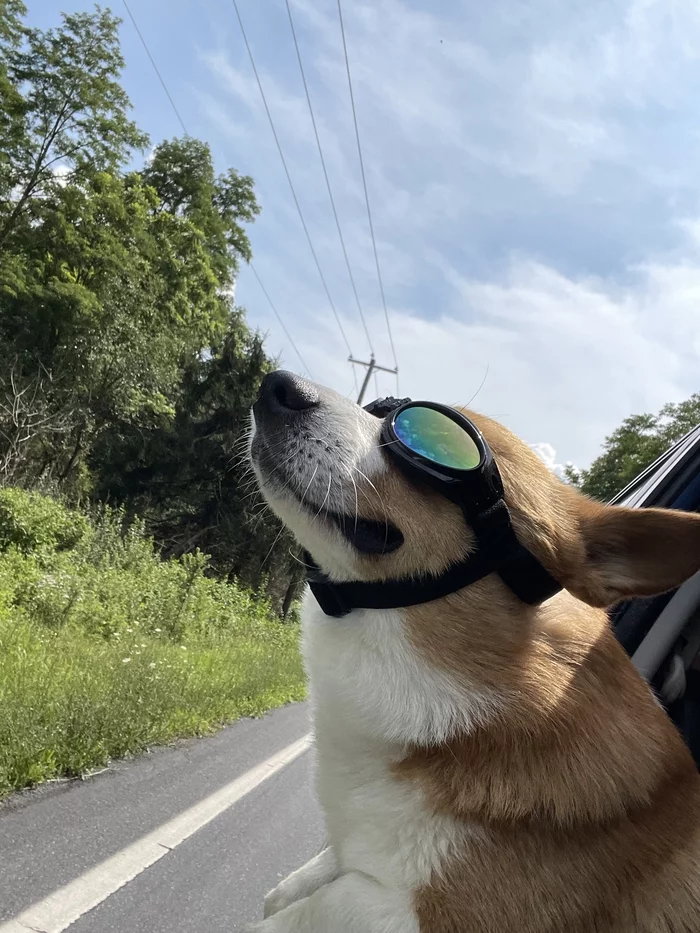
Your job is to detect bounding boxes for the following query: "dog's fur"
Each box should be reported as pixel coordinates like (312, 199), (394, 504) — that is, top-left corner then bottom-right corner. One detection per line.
(248, 376), (700, 933)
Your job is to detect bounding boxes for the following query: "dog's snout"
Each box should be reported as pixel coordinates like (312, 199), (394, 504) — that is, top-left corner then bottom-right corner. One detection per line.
(257, 371), (320, 419)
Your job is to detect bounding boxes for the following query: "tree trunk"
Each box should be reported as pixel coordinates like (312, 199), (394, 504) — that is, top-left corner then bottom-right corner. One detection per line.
(281, 579), (299, 620)
(59, 428), (83, 481)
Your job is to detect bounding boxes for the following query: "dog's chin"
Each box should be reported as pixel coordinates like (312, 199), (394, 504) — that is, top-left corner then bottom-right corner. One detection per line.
(254, 464), (403, 558)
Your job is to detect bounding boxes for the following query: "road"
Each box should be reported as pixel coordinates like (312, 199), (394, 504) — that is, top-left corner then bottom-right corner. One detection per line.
(0, 703), (324, 932)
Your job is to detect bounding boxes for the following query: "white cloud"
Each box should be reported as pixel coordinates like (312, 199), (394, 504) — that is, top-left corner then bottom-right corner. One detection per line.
(246, 241), (700, 469)
(530, 443), (570, 481)
(191, 0), (700, 469)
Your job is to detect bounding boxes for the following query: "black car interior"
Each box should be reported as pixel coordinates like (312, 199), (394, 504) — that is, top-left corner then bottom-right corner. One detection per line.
(611, 448), (700, 768)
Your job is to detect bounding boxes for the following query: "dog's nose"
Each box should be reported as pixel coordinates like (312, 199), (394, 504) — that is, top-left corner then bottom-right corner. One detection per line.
(257, 371), (320, 416)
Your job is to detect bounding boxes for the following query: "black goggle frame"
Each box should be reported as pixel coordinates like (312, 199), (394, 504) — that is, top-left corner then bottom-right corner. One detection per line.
(381, 401), (503, 516)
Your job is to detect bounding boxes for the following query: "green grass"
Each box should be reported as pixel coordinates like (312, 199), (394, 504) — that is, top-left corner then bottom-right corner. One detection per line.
(0, 491), (306, 798)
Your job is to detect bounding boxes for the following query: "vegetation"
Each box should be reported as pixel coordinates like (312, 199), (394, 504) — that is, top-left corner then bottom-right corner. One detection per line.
(566, 394), (700, 501)
(0, 490), (305, 798)
(0, 2), (301, 604)
(0, 3), (306, 796)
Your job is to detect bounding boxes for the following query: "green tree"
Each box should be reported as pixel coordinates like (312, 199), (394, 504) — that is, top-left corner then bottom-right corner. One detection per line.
(0, 6), (260, 485)
(0, 3), (297, 604)
(566, 394), (700, 501)
(0, 163), (234, 485)
(90, 311), (296, 599)
(0, 0), (27, 196)
(141, 137), (260, 347)
(142, 137), (259, 285)
(0, 4), (148, 249)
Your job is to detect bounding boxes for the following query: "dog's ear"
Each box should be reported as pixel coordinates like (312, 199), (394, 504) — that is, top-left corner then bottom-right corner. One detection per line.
(564, 497), (700, 608)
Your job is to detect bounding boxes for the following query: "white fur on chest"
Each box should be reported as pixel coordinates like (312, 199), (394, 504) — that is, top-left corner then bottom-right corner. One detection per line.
(300, 592), (496, 892)
(301, 591), (496, 747)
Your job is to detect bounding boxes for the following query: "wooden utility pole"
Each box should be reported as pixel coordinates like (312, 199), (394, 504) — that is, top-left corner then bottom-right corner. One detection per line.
(349, 355), (398, 405)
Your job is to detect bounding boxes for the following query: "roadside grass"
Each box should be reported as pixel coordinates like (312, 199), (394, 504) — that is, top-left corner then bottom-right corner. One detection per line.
(0, 489), (306, 799)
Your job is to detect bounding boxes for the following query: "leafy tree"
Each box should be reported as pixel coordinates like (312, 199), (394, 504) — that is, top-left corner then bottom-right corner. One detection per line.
(566, 394), (700, 501)
(0, 7), (261, 486)
(0, 162), (234, 485)
(0, 0), (27, 196)
(0, 3), (148, 248)
(141, 137), (260, 347)
(142, 137), (259, 285)
(0, 3), (298, 607)
(91, 311), (299, 600)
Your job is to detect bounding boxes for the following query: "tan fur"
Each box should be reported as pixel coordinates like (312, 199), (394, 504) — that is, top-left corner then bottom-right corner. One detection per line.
(399, 600), (700, 931)
(353, 409), (700, 932)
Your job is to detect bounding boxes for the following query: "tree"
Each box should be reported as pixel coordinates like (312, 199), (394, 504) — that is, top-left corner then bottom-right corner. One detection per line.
(0, 3), (298, 605)
(142, 137), (259, 286)
(141, 137), (260, 347)
(90, 311), (300, 599)
(0, 0), (27, 197)
(0, 4), (148, 249)
(0, 6), (261, 487)
(566, 395), (700, 501)
(0, 163), (235, 486)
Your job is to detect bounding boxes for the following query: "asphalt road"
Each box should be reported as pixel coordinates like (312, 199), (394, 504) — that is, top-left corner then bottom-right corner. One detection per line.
(0, 702), (324, 932)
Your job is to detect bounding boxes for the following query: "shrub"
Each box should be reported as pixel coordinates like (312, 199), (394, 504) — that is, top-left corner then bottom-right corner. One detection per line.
(0, 488), (89, 554)
(0, 488), (306, 797)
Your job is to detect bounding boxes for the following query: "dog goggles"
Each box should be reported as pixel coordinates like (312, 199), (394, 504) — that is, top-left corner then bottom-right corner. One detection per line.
(384, 402), (502, 510)
(306, 397), (563, 617)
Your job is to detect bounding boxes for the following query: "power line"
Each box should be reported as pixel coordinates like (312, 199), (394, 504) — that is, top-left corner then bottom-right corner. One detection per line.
(250, 263), (312, 376)
(121, 0), (189, 137)
(283, 0), (374, 357)
(336, 0), (400, 388)
(230, 0), (354, 361)
(120, 0), (313, 380)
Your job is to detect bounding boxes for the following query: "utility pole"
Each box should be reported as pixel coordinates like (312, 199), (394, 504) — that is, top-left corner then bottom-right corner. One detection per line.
(349, 355), (398, 405)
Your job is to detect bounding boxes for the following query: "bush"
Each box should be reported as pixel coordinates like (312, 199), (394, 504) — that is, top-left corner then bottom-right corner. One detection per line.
(0, 488), (89, 554)
(0, 489), (306, 797)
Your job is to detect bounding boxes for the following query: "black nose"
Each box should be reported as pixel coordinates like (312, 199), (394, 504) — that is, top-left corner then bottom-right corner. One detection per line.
(257, 371), (320, 416)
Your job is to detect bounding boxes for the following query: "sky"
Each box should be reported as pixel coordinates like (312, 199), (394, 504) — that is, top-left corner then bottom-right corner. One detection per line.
(27, 0), (700, 471)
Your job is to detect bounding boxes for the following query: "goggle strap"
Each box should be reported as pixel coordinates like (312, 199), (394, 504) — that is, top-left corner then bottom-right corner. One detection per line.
(305, 548), (501, 618)
(497, 547), (563, 605)
(467, 499), (520, 557)
(468, 500), (562, 604)
(305, 542), (561, 617)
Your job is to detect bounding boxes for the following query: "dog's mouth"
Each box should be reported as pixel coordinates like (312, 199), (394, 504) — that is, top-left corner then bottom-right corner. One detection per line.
(251, 440), (403, 557)
(327, 511), (404, 555)
(255, 450), (404, 555)
(250, 371), (406, 557)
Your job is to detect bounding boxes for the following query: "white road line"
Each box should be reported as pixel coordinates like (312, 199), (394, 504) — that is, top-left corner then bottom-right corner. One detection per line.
(0, 734), (312, 933)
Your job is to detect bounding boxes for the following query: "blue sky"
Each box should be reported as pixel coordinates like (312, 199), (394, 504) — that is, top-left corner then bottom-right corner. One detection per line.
(28, 0), (700, 470)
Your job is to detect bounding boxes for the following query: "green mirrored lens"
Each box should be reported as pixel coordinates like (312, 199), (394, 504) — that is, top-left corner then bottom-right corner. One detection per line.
(393, 407), (482, 470)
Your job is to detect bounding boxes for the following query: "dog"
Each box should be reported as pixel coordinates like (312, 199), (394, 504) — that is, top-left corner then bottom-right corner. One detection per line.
(248, 370), (700, 933)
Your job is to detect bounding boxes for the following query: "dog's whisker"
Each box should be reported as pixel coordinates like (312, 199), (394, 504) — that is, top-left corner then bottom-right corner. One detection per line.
(349, 471), (360, 535)
(352, 465), (390, 537)
(261, 524), (287, 569)
(312, 474), (333, 524)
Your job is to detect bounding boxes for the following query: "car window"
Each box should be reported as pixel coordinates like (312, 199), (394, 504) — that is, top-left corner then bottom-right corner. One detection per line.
(607, 424), (700, 768)
(610, 426), (700, 658)
(610, 426), (700, 510)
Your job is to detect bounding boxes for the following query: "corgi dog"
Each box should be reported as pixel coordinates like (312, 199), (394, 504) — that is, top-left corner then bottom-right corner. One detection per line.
(248, 370), (700, 933)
